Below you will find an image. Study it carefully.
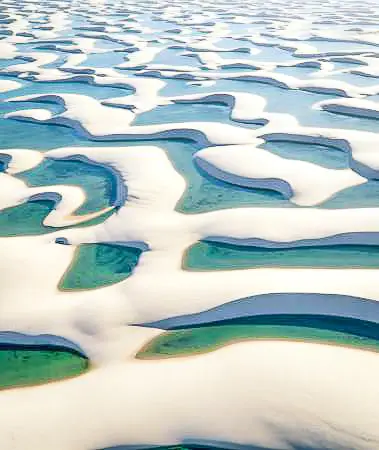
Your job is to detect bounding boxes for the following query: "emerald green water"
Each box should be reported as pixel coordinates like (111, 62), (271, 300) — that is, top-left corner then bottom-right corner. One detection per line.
(18, 159), (116, 214)
(185, 241), (379, 270)
(137, 323), (379, 359)
(0, 200), (114, 237)
(59, 243), (142, 290)
(0, 111), (293, 214)
(3, 5), (379, 448)
(0, 346), (88, 389)
(0, 116), (83, 151)
(153, 140), (292, 212)
(0, 201), (56, 236)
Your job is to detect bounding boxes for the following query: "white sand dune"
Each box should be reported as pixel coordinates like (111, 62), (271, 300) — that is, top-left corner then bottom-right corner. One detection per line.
(1, 0), (379, 447)
(0, 341), (378, 450)
(195, 143), (366, 206)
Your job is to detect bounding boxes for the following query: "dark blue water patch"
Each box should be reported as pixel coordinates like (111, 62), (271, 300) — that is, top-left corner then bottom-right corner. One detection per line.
(0, 331), (86, 356)
(0, 153), (11, 172)
(141, 293), (379, 330)
(0, 336), (88, 389)
(185, 241), (379, 270)
(206, 313), (379, 337)
(205, 229), (379, 249)
(153, 315), (379, 342)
